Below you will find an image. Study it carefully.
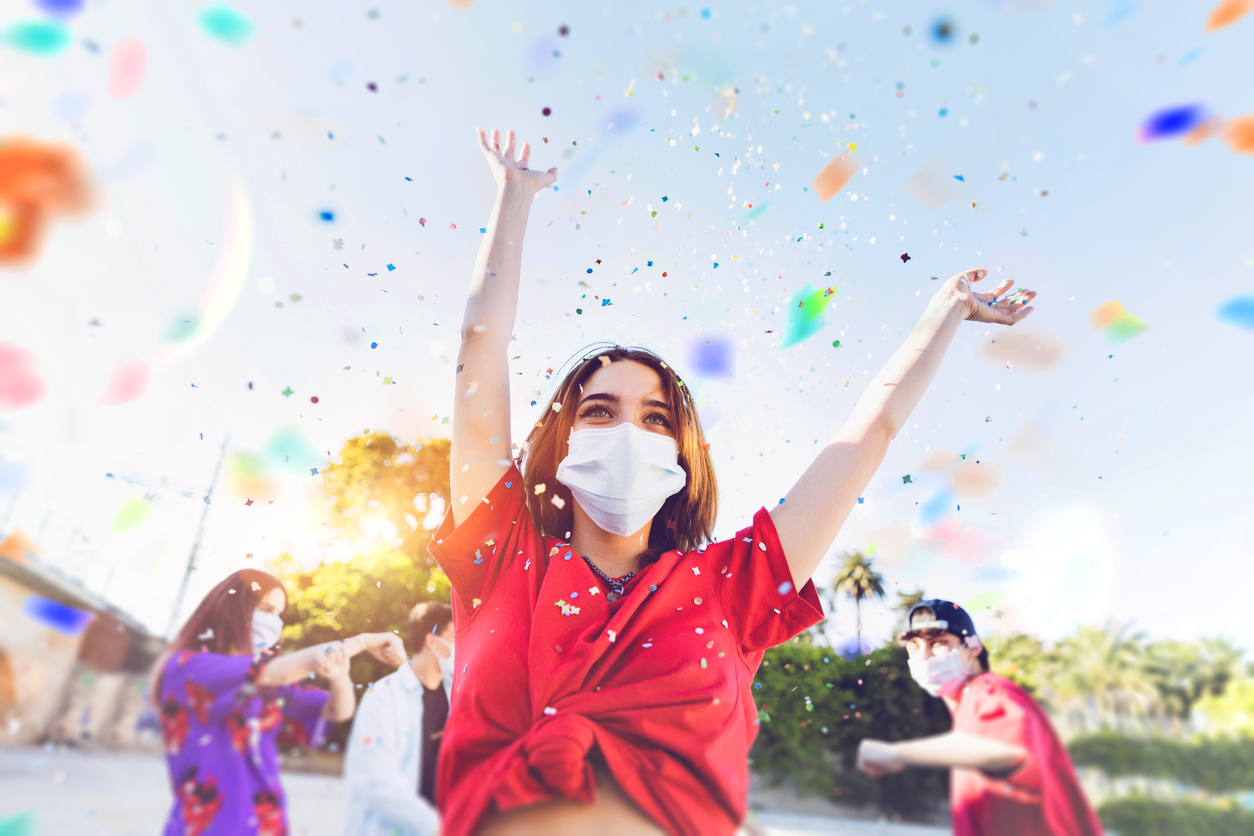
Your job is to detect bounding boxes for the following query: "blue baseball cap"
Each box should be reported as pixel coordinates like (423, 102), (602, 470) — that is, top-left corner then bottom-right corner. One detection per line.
(903, 598), (979, 642)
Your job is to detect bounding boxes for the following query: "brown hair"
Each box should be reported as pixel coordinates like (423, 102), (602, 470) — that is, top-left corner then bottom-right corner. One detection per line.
(408, 602), (454, 652)
(150, 569), (287, 702)
(902, 606), (990, 673)
(519, 344), (717, 564)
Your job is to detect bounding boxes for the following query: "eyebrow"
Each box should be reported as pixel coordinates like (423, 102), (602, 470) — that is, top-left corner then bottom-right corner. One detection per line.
(579, 392), (672, 412)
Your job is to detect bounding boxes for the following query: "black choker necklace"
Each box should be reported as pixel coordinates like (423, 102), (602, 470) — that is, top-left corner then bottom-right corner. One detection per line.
(581, 555), (636, 602)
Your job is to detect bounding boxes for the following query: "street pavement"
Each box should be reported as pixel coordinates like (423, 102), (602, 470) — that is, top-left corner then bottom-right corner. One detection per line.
(0, 747), (949, 835)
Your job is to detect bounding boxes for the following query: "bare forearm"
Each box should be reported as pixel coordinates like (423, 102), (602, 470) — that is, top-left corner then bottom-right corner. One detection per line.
(322, 674), (356, 721)
(894, 731), (1026, 772)
(461, 184), (534, 346)
(257, 635), (377, 687)
(841, 294), (965, 440)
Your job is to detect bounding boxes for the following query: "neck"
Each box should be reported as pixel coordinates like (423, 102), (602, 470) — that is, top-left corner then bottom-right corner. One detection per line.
(942, 669), (981, 712)
(410, 650), (443, 690)
(569, 503), (652, 576)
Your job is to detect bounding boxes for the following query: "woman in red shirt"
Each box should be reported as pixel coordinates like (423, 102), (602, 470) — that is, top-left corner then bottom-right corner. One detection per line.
(431, 128), (1037, 836)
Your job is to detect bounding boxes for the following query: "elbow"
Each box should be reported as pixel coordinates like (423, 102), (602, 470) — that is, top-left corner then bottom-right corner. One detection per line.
(865, 414), (900, 444)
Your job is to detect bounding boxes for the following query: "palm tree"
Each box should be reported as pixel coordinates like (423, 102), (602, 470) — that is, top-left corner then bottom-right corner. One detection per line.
(831, 551), (886, 654)
(891, 588), (925, 636)
(1050, 622), (1160, 734)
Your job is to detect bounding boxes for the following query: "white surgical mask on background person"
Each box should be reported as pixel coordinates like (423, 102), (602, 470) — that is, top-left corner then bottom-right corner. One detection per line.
(555, 423), (688, 537)
(908, 650), (970, 698)
(251, 610), (284, 652)
(432, 634), (455, 682)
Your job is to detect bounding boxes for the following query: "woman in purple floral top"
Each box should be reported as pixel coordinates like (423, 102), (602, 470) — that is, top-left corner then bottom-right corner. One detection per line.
(152, 569), (407, 836)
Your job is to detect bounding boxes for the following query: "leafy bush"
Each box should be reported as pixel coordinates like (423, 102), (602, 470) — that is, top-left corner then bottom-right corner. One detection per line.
(1097, 797), (1254, 836)
(1069, 734), (1254, 794)
(750, 641), (950, 814)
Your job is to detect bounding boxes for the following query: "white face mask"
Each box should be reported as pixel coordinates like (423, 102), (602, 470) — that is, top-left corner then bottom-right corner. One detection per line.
(431, 634), (455, 682)
(555, 423), (688, 538)
(908, 650), (970, 698)
(250, 610), (283, 653)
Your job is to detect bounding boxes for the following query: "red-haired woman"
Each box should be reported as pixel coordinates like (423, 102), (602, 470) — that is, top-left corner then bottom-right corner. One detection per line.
(429, 129), (1036, 836)
(151, 568), (406, 836)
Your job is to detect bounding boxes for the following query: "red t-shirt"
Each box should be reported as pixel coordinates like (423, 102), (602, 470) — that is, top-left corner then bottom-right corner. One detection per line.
(950, 672), (1103, 836)
(427, 465), (824, 836)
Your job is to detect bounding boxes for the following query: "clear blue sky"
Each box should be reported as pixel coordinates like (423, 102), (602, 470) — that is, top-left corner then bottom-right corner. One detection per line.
(1, 0), (1251, 648)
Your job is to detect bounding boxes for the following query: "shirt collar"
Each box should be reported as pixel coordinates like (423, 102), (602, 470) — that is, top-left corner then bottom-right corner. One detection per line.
(398, 658), (422, 691)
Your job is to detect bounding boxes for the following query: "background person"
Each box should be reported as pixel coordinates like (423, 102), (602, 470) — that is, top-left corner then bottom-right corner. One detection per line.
(343, 602), (455, 836)
(151, 568), (407, 836)
(426, 128), (1036, 836)
(857, 599), (1103, 836)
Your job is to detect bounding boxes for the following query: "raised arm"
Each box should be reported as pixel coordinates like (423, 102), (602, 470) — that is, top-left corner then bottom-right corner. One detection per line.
(858, 731), (1028, 777)
(255, 632), (406, 688)
(770, 270), (1035, 587)
(451, 128), (557, 528)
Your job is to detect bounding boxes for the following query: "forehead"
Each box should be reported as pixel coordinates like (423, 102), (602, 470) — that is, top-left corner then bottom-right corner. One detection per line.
(581, 359), (667, 402)
(261, 587), (286, 606)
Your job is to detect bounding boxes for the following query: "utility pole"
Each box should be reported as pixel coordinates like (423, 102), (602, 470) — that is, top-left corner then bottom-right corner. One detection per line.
(165, 434), (230, 639)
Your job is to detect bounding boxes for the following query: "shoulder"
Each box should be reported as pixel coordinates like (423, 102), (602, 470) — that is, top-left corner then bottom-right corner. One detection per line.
(960, 673), (1039, 720)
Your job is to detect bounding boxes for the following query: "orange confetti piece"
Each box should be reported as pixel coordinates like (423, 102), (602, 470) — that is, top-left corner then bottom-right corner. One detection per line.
(1205, 0), (1254, 31)
(1222, 115), (1254, 154)
(812, 152), (861, 202)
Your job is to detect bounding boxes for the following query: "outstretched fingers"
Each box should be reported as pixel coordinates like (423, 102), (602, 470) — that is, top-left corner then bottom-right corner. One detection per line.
(519, 142), (531, 169)
(504, 129), (517, 160)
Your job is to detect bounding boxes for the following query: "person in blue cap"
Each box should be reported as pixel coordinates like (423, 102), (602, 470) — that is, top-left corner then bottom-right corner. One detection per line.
(857, 599), (1103, 836)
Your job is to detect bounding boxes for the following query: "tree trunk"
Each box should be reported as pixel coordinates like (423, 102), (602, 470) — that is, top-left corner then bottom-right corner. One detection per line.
(855, 597), (862, 656)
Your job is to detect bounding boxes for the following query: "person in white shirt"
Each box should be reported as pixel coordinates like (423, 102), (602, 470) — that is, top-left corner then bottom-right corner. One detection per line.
(343, 602), (455, 836)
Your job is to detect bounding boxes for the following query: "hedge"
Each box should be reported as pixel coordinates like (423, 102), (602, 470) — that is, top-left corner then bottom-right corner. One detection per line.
(1097, 797), (1254, 836)
(749, 642), (951, 814)
(1069, 734), (1254, 794)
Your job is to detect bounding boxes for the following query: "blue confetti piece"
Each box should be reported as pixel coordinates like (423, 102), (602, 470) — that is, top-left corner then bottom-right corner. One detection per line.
(405, 176), (413, 181)
(953, 175), (965, 182)
(587, 268), (593, 273)
(778, 581), (793, 595)
(22, 596), (92, 635)
(857, 497), (864, 504)
(386, 263), (395, 271)
(505, 481), (512, 488)
(1179, 47), (1202, 66)
(370, 342), (378, 349)
(480, 227), (487, 233)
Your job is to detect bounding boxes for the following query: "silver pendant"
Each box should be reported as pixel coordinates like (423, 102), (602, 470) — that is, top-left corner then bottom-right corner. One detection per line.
(606, 592), (619, 602)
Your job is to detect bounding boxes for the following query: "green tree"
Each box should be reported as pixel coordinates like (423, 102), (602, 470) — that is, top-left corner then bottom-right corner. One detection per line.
(272, 432), (454, 744)
(983, 631), (1048, 699)
(891, 588), (925, 636)
(1050, 623), (1159, 730)
(751, 640), (951, 814)
(831, 551), (886, 654)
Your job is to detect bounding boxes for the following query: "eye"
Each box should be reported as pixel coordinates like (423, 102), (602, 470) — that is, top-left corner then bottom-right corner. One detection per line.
(580, 404), (611, 419)
(644, 412), (672, 428)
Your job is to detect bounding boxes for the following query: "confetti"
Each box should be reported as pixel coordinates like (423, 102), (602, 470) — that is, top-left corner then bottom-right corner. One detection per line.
(781, 283), (837, 348)
(1206, 0), (1254, 31)
(1088, 300), (1150, 343)
(811, 151), (861, 203)
(98, 359), (150, 406)
(2, 21), (71, 55)
(108, 39), (148, 100)
(0, 344), (47, 408)
(1136, 104), (1210, 143)
(199, 3), (255, 45)
(1216, 295), (1254, 329)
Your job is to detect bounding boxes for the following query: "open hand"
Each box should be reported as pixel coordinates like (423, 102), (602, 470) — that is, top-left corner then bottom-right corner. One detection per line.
(365, 633), (407, 667)
(314, 641), (350, 680)
(478, 128), (557, 193)
(939, 269), (1036, 326)
(857, 739), (906, 778)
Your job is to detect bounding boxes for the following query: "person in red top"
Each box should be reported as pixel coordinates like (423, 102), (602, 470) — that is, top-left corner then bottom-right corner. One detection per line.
(432, 127), (1038, 836)
(857, 600), (1103, 835)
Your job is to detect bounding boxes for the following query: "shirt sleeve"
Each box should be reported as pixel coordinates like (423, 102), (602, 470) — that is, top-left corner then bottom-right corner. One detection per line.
(169, 652), (262, 725)
(961, 678), (1044, 797)
(705, 507), (825, 655)
(277, 681), (331, 750)
(344, 685), (441, 835)
(427, 463), (531, 622)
